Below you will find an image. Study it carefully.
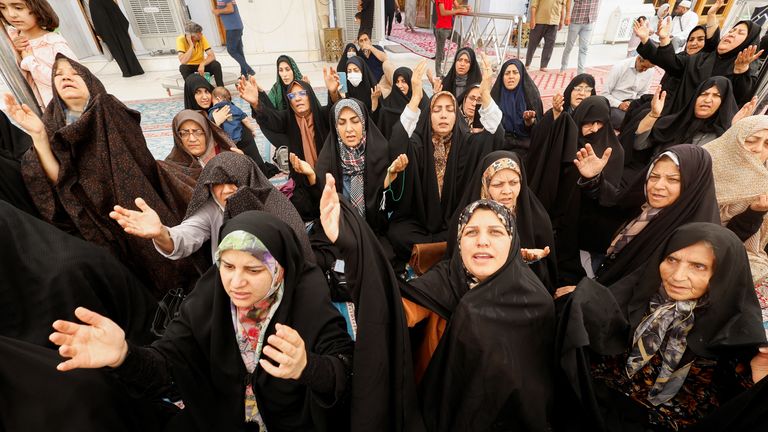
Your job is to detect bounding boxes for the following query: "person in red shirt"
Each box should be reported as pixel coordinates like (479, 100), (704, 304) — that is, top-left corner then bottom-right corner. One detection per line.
(434, 0), (470, 77)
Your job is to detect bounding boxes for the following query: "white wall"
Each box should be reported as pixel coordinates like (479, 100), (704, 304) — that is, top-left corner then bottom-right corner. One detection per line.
(236, 0), (321, 58)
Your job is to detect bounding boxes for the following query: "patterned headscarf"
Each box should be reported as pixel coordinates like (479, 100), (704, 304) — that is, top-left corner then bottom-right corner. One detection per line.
(216, 230), (284, 425)
(456, 200), (515, 288)
(430, 91), (457, 195)
(626, 289), (699, 406)
(480, 157), (522, 210)
(334, 99), (368, 217)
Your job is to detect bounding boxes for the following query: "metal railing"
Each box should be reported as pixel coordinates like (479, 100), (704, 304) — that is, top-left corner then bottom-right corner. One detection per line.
(441, 11), (526, 75)
(0, 26), (41, 115)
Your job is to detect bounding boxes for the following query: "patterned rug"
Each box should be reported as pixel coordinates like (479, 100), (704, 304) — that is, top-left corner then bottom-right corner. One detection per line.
(386, 23), (452, 58)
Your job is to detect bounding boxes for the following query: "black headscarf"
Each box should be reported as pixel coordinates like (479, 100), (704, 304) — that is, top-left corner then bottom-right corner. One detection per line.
(183, 152), (313, 260)
(563, 74), (597, 114)
(344, 56), (377, 112)
(491, 59), (543, 137)
(145, 211), (353, 430)
(447, 151), (558, 292)
(658, 25), (707, 95)
(336, 43), (359, 72)
(377, 67), (429, 139)
(183, 74), (214, 110)
(315, 98), (390, 234)
(441, 47), (483, 98)
(639, 20), (761, 112)
(0, 200), (156, 348)
(404, 200), (554, 431)
(0, 112), (37, 216)
(648, 76), (739, 150)
(88, 0), (144, 77)
(595, 144), (721, 285)
(558, 223), (765, 430)
(572, 96), (624, 188)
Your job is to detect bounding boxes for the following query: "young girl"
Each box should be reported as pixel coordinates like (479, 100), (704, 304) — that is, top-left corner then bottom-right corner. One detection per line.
(0, 0), (76, 106)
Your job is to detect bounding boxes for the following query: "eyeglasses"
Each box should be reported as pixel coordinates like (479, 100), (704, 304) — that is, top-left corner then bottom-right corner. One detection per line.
(287, 90), (308, 100)
(573, 85), (593, 94)
(178, 129), (204, 138)
(466, 96), (482, 104)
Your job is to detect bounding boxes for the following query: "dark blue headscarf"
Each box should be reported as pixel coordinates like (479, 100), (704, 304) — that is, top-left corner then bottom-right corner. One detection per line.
(499, 60), (529, 137)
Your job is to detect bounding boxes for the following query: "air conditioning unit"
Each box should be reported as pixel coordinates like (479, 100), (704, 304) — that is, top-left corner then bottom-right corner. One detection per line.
(604, 5), (655, 44)
(334, 0), (384, 45)
(123, 0), (188, 54)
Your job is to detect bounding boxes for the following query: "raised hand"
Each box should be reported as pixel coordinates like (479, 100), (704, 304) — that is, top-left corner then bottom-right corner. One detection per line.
(259, 323), (308, 380)
(479, 52), (494, 97)
(320, 173), (341, 243)
(236, 75), (260, 107)
(408, 60), (428, 110)
(551, 93), (565, 120)
(633, 19), (651, 44)
(211, 104), (231, 126)
(733, 97), (757, 125)
(708, 0), (724, 16)
(323, 67), (340, 95)
(426, 67), (442, 92)
(302, 75), (311, 85)
(109, 197), (164, 239)
(3, 93), (45, 137)
(384, 153), (408, 188)
(289, 152), (315, 177)
(521, 246), (550, 262)
(657, 18), (672, 42)
(523, 110), (536, 126)
(49, 307), (129, 371)
(650, 87), (667, 117)
(750, 194), (768, 212)
(574, 143), (612, 179)
(734, 45), (764, 75)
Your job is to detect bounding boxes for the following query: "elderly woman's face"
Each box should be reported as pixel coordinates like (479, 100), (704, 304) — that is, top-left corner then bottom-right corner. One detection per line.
(212, 183), (238, 207)
(462, 87), (482, 119)
(431, 94), (456, 135)
(278, 61), (294, 86)
(336, 106), (364, 148)
(570, 82), (592, 109)
(694, 85), (722, 119)
(194, 87), (212, 109)
(503, 64), (521, 91)
(455, 53), (471, 75)
(178, 119), (207, 157)
(659, 241), (715, 301)
(717, 23), (750, 55)
(646, 157), (682, 209)
(54, 59), (90, 110)
(219, 249), (275, 308)
(486, 168), (521, 211)
(459, 209), (512, 283)
(743, 129), (768, 163)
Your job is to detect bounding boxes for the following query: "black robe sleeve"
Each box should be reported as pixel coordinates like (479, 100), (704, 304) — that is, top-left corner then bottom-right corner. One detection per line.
(726, 207), (767, 242)
(252, 92), (290, 132)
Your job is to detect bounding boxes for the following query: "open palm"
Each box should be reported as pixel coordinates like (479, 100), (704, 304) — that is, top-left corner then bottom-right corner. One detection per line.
(574, 144), (612, 179)
(4, 93), (45, 136)
(320, 173), (341, 243)
(109, 197), (163, 239)
(49, 307), (128, 371)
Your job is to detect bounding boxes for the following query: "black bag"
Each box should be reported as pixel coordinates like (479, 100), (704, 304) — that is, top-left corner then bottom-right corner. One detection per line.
(395, 10), (402, 24)
(151, 288), (186, 337)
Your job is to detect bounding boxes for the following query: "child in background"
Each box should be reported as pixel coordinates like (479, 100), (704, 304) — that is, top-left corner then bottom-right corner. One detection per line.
(208, 86), (251, 144)
(0, 0), (77, 106)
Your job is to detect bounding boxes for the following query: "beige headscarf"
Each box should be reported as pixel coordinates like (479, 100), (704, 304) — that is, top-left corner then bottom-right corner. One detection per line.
(704, 115), (768, 283)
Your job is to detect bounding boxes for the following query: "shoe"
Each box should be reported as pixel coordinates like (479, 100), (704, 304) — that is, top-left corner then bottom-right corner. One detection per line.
(539, 67), (548, 73)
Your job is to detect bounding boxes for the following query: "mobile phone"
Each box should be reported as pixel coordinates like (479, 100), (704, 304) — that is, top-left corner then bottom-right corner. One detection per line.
(471, 103), (483, 129)
(338, 72), (348, 94)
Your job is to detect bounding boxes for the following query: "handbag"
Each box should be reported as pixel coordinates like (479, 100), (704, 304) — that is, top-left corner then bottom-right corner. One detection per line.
(151, 288), (186, 337)
(408, 242), (447, 276)
(395, 10), (402, 24)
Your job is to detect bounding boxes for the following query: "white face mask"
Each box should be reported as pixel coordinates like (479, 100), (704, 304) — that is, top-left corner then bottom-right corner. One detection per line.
(346, 51), (356, 58)
(347, 72), (363, 87)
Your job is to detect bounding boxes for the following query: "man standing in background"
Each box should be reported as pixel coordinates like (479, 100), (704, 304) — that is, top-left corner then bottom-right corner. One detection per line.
(559, 0), (600, 75)
(526, 0), (566, 72)
(434, 0), (470, 77)
(213, 0), (255, 77)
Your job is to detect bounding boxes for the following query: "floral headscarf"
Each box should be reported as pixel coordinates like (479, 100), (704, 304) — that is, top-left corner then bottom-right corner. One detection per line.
(480, 157), (522, 207)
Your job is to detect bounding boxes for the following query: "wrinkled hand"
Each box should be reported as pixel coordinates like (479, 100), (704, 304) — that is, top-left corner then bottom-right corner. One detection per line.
(259, 323), (308, 380)
(551, 93), (565, 120)
(750, 194), (768, 212)
(734, 45), (764, 75)
(574, 143), (612, 179)
(236, 75), (261, 107)
(323, 67), (340, 95)
(634, 19), (651, 44)
(320, 173), (341, 243)
(554, 285), (576, 300)
(521, 246), (550, 262)
(109, 197), (164, 239)
(523, 110), (536, 126)
(49, 307), (128, 371)
(733, 97), (757, 125)
(751, 346), (768, 383)
(650, 87), (667, 117)
(3, 93), (45, 137)
(618, 101), (630, 112)
(211, 105), (231, 126)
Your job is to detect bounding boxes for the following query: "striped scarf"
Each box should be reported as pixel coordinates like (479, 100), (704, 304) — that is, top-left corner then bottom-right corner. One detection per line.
(606, 204), (662, 256)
